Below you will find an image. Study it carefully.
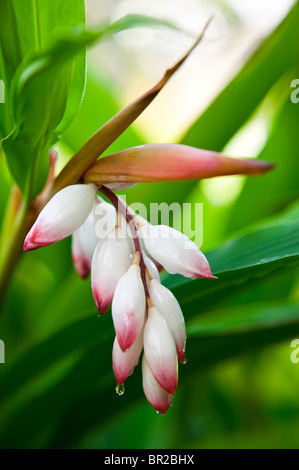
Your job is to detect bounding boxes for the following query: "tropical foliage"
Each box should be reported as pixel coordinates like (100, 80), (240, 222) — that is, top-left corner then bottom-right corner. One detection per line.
(0, 0), (298, 449)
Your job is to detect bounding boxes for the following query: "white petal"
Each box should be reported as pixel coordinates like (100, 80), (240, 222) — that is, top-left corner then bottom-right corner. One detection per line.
(142, 355), (173, 414)
(149, 279), (186, 362)
(91, 227), (131, 314)
(79, 197), (117, 259)
(112, 264), (146, 351)
(143, 306), (178, 395)
(94, 198), (117, 241)
(139, 224), (214, 279)
(71, 230), (91, 279)
(24, 184), (98, 251)
(143, 253), (160, 282)
(112, 328), (144, 385)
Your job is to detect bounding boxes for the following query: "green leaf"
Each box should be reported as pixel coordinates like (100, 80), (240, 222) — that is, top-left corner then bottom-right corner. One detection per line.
(180, 1), (299, 151)
(43, 298), (296, 449)
(166, 201), (299, 313)
(184, 301), (299, 380)
(62, 73), (145, 154)
(0, 0), (86, 138)
(1, 298), (298, 449)
(1, 14), (187, 200)
(228, 95), (299, 233)
(1, 4), (86, 199)
(187, 301), (299, 336)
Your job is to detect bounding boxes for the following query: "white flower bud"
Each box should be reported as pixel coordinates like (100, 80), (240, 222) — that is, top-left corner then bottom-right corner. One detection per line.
(142, 355), (172, 414)
(112, 327), (144, 386)
(143, 306), (178, 395)
(149, 279), (186, 363)
(71, 230), (91, 279)
(77, 199), (99, 259)
(91, 227), (131, 314)
(79, 197), (116, 259)
(112, 264), (146, 351)
(139, 224), (214, 279)
(24, 184), (98, 251)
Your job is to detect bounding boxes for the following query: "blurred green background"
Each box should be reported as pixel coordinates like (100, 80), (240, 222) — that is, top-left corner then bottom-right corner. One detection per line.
(0, 0), (299, 449)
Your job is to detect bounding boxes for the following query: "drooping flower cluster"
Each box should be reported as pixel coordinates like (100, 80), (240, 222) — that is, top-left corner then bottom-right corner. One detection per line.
(24, 181), (215, 413)
(21, 20), (274, 413)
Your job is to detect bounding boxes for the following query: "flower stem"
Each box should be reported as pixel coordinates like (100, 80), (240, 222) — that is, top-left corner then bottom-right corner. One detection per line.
(99, 185), (149, 298)
(0, 200), (29, 303)
(0, 186), (22, 244)
(0, 191), (43, 308)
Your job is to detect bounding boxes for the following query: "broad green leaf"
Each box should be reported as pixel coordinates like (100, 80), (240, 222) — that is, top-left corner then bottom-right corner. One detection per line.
(0, 0), (86, 138)
(53, 300), (299, 449)
(1, 298), (298, 448)
(180, 1), (299, 151)
(167, 204), (299, 313)
(187, 301), (299, 336)
(228, 95), (299, 233)
(2, 56), (74, 199)
(1, 14), (191, 200)
(0, 0), (86, 81)
(184, 301), (299, 379)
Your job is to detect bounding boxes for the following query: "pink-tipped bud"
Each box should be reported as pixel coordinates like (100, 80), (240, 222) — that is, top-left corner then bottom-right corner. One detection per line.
(112, 264), (146, 351)
(24, 184), (98, 251)
(84, 144), (274, 186)
(139, 224), (215, 279)
(112, 328), (144, 385)
(149, 279), (186, 363)
(142, 355), (173, 415)
(91, 227), (131, 314)
(71, 230), (91, 279)
(143, 306), (178, 395)
(79, 197), (116, 258)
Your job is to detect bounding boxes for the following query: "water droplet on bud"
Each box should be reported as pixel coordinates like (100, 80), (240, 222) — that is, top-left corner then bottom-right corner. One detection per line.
(115, 383), (125, 396)
(156, 411), (164, 416)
